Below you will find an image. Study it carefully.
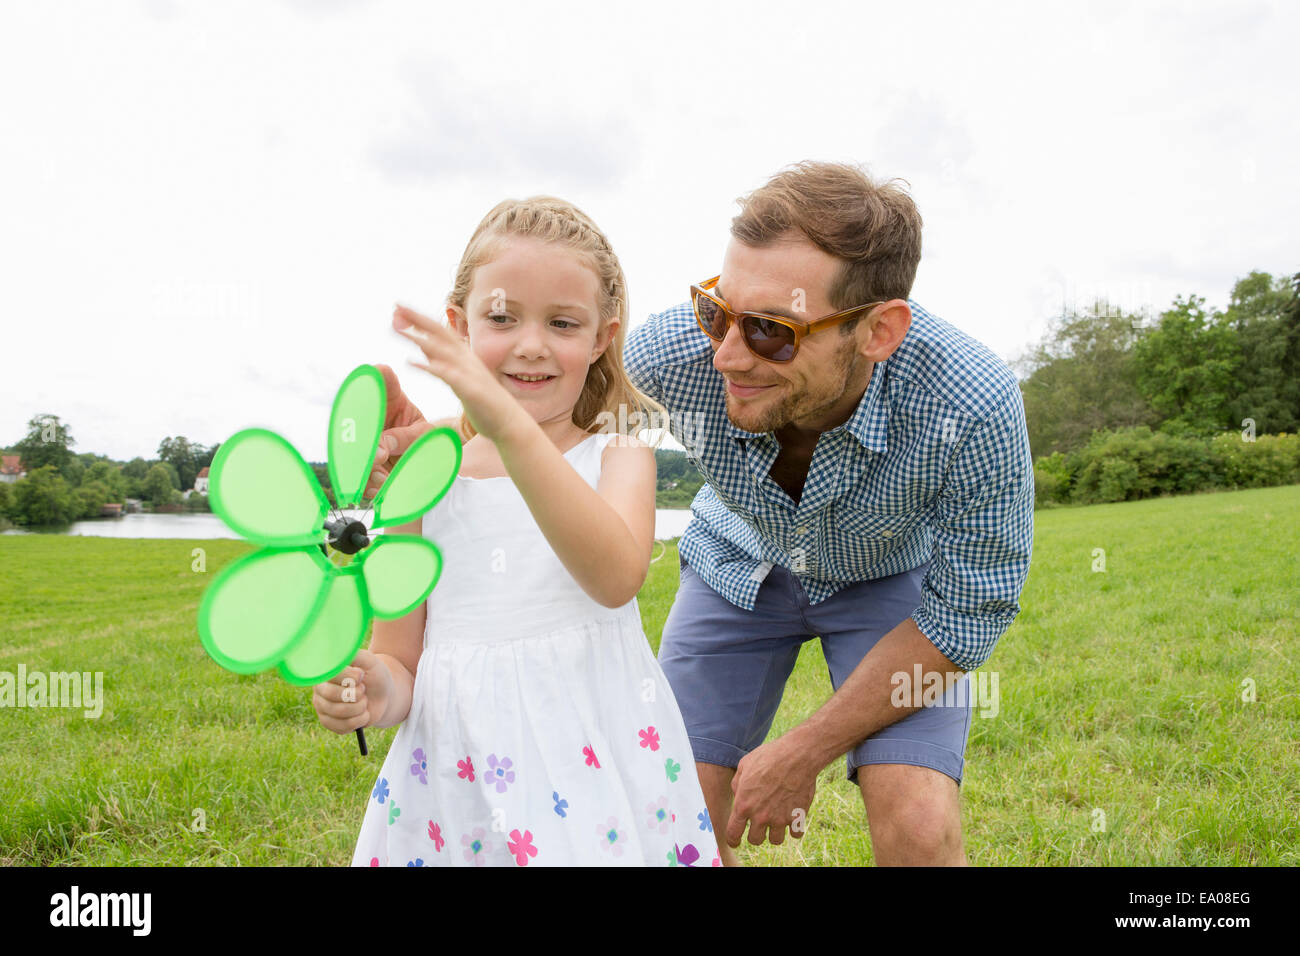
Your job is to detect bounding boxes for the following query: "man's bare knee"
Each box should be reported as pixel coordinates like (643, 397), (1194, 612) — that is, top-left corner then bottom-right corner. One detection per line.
(859, 764), (966, 866)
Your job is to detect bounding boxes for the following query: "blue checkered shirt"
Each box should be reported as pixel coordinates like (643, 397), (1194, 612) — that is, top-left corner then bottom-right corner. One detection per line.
(624, 300), (1034, 671)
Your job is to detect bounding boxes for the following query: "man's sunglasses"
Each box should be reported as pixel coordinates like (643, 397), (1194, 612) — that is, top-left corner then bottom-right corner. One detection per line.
(690, 276), (884, 363)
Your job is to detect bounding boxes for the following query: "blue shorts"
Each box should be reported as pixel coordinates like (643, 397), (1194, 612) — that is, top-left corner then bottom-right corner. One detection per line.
(658, 554), (972, 785)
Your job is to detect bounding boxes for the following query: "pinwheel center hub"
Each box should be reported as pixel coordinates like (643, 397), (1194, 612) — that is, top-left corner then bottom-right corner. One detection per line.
(324, 517), (371, 555)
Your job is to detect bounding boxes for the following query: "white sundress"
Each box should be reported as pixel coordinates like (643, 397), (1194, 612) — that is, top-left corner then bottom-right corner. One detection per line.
(351, 431), (721, 867)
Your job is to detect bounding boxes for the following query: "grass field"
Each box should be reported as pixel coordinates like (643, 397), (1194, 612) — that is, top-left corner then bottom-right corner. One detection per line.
(1, 485), (1297, 866)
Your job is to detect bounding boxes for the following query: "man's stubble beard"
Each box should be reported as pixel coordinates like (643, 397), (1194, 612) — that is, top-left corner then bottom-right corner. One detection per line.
(724, 341), (859, 436)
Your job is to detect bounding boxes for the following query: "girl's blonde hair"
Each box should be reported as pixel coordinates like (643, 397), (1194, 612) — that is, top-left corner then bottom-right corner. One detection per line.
(448, 196), (667, 447)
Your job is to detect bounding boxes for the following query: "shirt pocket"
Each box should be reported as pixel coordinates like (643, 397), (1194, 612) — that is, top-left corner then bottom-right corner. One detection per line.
(824, 504), (919, 574)
(840, 469), (941, 515)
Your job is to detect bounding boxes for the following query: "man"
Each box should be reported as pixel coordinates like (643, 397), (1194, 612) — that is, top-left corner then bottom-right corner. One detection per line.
(372, 161), (1034, 866)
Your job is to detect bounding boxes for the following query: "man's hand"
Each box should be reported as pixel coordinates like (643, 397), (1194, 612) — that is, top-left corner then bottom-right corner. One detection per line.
(366, 363), (433, 498)
(726, 736), (819, 848)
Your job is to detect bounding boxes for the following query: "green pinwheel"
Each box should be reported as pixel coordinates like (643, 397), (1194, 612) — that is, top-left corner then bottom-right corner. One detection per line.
(198, 364), (461, 689)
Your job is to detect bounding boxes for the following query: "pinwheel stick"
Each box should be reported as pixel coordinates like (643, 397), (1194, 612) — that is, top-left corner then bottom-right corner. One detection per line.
(319, 517), (373, 756)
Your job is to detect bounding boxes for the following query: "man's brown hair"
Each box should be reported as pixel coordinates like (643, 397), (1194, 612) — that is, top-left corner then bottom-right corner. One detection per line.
(730, 161), (923, 335)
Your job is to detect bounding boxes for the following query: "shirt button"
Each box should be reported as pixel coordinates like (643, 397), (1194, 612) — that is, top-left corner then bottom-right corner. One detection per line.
(881, 530), (894, 538)
(796, 525), (807, 535)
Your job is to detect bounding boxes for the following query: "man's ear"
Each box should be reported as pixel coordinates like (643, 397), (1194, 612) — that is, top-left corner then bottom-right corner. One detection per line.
(860, 300), (912, 363)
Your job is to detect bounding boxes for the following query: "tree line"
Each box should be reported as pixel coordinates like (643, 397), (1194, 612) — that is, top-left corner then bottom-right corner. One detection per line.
(0, 422), (216, 527)
(1017, 270), (1300, 505)
(0, 415), (349, 529)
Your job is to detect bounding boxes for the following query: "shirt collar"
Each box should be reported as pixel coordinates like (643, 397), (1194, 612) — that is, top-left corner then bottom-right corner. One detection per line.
(722, 357), (890, 454)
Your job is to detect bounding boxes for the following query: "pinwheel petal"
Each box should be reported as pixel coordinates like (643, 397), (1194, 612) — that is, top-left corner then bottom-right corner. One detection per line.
(370, 427), (461, 529)
(359, 534), (443, 619)
(209, 429), (329, 546)
(198, 547), (331, 673)
(278, 566), (369, 685)
(328, 364), (385, 508)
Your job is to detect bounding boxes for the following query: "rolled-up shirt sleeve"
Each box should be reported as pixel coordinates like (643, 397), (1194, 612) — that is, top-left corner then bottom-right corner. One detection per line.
(910, 387), (1035, 671)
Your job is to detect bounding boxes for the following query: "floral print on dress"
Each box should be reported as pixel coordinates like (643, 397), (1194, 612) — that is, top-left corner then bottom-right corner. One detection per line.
(508, 829), (538, 866)
(348, 428), (726, 868)
(698, 809), (713, 832)
(411, 748), (429, 785)
(462, 827), (492, 866)
(387, 802), (401, 825)
(597, 816), (626, 857)
(406, 858), (424, 867)
(484, 754), (515, 793)
(645, 796), (671, 834)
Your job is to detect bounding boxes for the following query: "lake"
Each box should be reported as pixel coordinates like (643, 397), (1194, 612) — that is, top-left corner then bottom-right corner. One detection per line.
(3, 508), (697, 543)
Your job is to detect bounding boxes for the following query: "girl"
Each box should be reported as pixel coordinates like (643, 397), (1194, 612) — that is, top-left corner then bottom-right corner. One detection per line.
(314, 196), (720, 867)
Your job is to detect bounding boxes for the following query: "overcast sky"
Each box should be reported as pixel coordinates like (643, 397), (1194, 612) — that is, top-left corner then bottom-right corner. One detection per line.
(2, 0), (1295, 464)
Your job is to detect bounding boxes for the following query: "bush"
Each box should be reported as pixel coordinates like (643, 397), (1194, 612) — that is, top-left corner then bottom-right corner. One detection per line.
(85, 460), (127, 500)
(1067, 427), (1221, 504)
(74, 479), (113, 519)
(143, 464), (179, 507)
(1033, 452), (1073, 506)
(1030, 426), (1299, 508)
(184, 493), (211, 513)
(1094, 456), (1141, 502)
(1211, 432), (1300, 488)
(8, 466), (78, 526)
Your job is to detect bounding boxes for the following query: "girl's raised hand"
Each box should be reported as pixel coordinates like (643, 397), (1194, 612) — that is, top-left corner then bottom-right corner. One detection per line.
(392, 304), (522, 445)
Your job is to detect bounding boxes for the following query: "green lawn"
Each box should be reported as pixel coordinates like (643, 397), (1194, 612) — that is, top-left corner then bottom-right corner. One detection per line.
(1, 485), (1297, 865)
